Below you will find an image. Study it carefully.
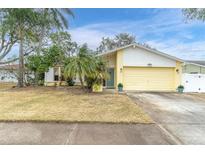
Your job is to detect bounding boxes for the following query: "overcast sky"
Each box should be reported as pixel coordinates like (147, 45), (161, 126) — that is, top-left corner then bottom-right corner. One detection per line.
(67, 8), (205, 60)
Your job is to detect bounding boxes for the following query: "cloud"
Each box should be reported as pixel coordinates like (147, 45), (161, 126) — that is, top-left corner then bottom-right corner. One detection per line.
(68, 9), (205, 60)
(146, 39), (205, 60)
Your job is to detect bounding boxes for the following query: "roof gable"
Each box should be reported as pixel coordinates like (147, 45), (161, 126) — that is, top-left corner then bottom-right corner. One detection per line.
(98, 43), (183, 62)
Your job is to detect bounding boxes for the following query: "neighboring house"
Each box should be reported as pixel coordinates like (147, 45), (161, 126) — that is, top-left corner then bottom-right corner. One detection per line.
(0, 64), (18, 83)
(182, 61), (205, 92)
(183, 61), (205, 74)
(44, 66), (66, 86)
(0, 64), (34, 84)
(99, 43), (183, 91)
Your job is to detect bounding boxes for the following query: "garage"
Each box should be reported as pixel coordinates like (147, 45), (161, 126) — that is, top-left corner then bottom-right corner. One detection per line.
(123, 67), (175, 91)
(100, 43), (182, 91)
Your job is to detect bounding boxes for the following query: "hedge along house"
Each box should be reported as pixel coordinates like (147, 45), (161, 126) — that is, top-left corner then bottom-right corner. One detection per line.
(99, 43), (183, 91)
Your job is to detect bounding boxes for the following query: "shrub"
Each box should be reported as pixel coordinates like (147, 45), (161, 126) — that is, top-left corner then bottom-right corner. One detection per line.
(38, 80), (44, 86)
(66, 77), (75, 86)
(85, 77), (96, 90)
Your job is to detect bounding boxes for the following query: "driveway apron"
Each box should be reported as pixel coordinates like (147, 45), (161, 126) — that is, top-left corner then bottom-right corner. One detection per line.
(127, 92), (205, 144)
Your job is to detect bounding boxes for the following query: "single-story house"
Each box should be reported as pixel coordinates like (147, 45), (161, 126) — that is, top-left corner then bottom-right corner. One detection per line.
(0, 64), (34, 84)
(44, 43), (183, 92)
(182, 61), (205, 92)
(44, 43), (205, 93)
(0, 64), (18, 83)
(99, 43), (183, 91)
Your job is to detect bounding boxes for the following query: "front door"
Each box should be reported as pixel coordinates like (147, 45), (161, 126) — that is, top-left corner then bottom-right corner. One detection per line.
(106, 68), (114, 88)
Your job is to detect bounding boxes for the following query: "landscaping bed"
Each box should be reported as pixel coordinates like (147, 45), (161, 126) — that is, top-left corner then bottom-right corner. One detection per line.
(0, 86), (152, 123)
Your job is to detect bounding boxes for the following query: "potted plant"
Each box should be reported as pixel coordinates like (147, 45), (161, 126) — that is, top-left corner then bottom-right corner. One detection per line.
(118, 83), (123, 92)
(177, 85), (184, 93)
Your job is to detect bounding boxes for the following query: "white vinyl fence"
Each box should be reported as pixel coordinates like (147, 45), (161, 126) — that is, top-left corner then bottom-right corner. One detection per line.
(182, 73), (205, 93)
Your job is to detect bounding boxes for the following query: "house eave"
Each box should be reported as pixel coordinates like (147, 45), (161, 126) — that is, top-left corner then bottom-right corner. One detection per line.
(97, 43), (184, 63)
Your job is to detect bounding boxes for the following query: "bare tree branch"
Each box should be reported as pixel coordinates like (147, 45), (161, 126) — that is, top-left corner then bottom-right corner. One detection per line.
(0, 47), (36, 64)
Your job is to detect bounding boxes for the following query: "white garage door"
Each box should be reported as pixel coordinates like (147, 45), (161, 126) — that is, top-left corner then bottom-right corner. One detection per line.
(182, 73), (205, 92)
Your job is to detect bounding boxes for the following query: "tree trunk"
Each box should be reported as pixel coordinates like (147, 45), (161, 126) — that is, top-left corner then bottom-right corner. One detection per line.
(18, 29), (24, 87)
(34, 71), (39, 85)
(78, 73), (84, 89)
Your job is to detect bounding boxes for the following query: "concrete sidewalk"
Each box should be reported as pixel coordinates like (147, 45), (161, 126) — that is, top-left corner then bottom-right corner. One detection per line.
(0, 122), (175, 145)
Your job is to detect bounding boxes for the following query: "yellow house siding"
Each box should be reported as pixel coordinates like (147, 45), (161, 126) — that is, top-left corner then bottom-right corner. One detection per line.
(174, 61), (182, 89)
(116, 50), (123, 89)
(114, 67), (117, 87)
(103, 53), (116, 68)
(100, 48), (183, 91)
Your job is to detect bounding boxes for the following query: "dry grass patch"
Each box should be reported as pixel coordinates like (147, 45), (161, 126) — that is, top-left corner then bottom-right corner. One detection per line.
(0, 87), (152, 123)
(0, 82), (16, 90)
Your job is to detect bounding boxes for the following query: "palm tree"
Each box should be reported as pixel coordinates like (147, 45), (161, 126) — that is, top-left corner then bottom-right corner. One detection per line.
(0, 8), (73, 87)
(64, 45), (96, 88)
(64, 45), (108, 90)
(85, 57), (108, 90)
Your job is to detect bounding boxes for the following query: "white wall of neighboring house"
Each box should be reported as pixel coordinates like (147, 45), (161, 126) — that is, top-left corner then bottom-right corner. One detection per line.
(45, 67), (54, 82)
(123, 46), (176, 67)
(0, 70), (18, 83)
(44, 67), (81, 84)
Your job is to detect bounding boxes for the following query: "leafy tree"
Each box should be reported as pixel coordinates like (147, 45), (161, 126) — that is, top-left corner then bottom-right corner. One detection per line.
(26, 55), (47, 85)
(96, 37), (116, 53)
(44, 45), (66, 66)
(64, 44), (96, 88)
(96, 33), (156, 54)
(0, 8), (73, 87)
(96, 33), (136, 53)
(0, 23), (17, 61)
(26, 45), (66, 85)
(182, 9), (205, 21)
(115, 33), (136, 47)
(50, 31), (77, 57)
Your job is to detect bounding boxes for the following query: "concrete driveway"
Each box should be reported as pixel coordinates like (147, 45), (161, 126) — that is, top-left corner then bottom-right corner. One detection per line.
(0, 122), (174, 145)
(127, 92), (205, 144)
